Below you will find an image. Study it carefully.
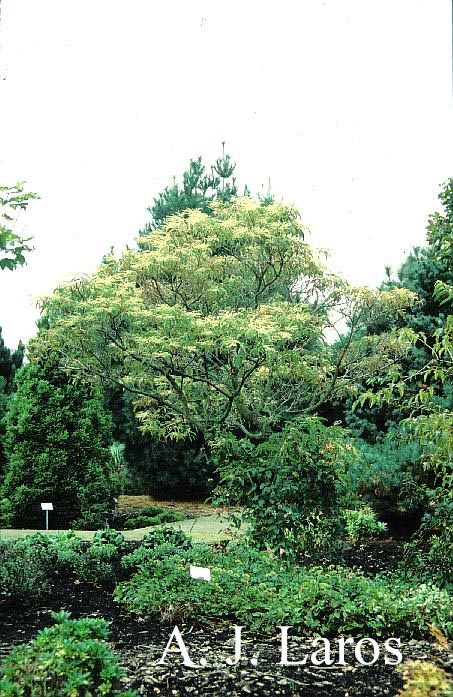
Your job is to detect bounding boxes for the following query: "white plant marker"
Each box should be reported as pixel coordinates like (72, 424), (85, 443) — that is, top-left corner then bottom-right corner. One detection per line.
(41, 502), (53, 531)
(190, 565), (211, 582)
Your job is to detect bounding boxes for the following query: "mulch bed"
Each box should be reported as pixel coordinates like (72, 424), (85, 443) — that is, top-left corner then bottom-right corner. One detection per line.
(118, 495), (220, 518)
(0, 541), (451, 696)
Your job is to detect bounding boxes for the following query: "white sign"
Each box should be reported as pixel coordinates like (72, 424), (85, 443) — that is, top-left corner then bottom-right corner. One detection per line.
(189, 565), (211, 582)
(41, 503), (53, 511)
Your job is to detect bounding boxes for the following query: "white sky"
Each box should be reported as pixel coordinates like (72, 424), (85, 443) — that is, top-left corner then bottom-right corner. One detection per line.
(0, 0), (452, 349)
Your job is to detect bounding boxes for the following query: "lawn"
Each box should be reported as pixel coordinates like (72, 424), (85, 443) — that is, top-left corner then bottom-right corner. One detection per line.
(0, 512), (232, 543)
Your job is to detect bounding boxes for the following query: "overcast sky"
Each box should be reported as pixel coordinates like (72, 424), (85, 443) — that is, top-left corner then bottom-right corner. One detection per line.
(0, 0), (452, 349)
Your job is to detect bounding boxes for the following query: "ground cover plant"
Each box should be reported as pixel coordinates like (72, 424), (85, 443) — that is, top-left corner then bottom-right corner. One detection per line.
(0, 529), (127, 604)
(0, 537), (49, 608)
(3, 526), (450, 643)
(115, 537), (453, 639)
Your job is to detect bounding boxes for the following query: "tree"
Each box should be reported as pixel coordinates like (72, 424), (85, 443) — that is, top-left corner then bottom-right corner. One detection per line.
(356, 282), (452, 584)
(105, 386), (212, 498)
(35, 198), (416, 448)
(0, 179), (36, 471)
(123, 150), (272, 493)
(331, 182), (452, 531)
(0, 328), (24, 475)
(1, 360), (117, 528)
(366, 179), (452, 341)
(140, 144), (239, 233)
(339, 178), (453, 443)
(0, 327), (24, 391)
(115, 146), (240, 491)
(0, 182), (38, 270)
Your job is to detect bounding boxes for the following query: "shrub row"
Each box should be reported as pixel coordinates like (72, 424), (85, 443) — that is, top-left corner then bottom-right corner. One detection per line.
(0, 529), (127, 608)
(2, 527), (451, 641)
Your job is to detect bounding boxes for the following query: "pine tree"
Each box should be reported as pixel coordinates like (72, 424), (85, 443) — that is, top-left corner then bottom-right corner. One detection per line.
(140, 143), (241, 232)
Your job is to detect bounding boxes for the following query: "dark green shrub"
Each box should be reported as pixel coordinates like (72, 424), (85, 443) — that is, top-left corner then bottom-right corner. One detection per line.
(213, 417), (355, 559)
(106, 387), (213, 498)
(123, 509), (185, 530)
(158, 510), (185, 523)
(0, 611), (136, 696)
(123, 515), (157, 529)
(9, 532), (82, 580)
(74, 543), (119, 585)
(135, 505), (164, 517)
(1, 361), (117, 528)
(0, 328), (24, 479)
(398, 411), (453, 588)
(129, 440), (213, 499)
(72, 504), (112, 531)
(0, 539), (49, 608)
(347, 435), (420, 522)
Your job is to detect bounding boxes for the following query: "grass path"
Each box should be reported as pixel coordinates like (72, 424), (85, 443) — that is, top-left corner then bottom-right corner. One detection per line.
(0, 513), (232, 544)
